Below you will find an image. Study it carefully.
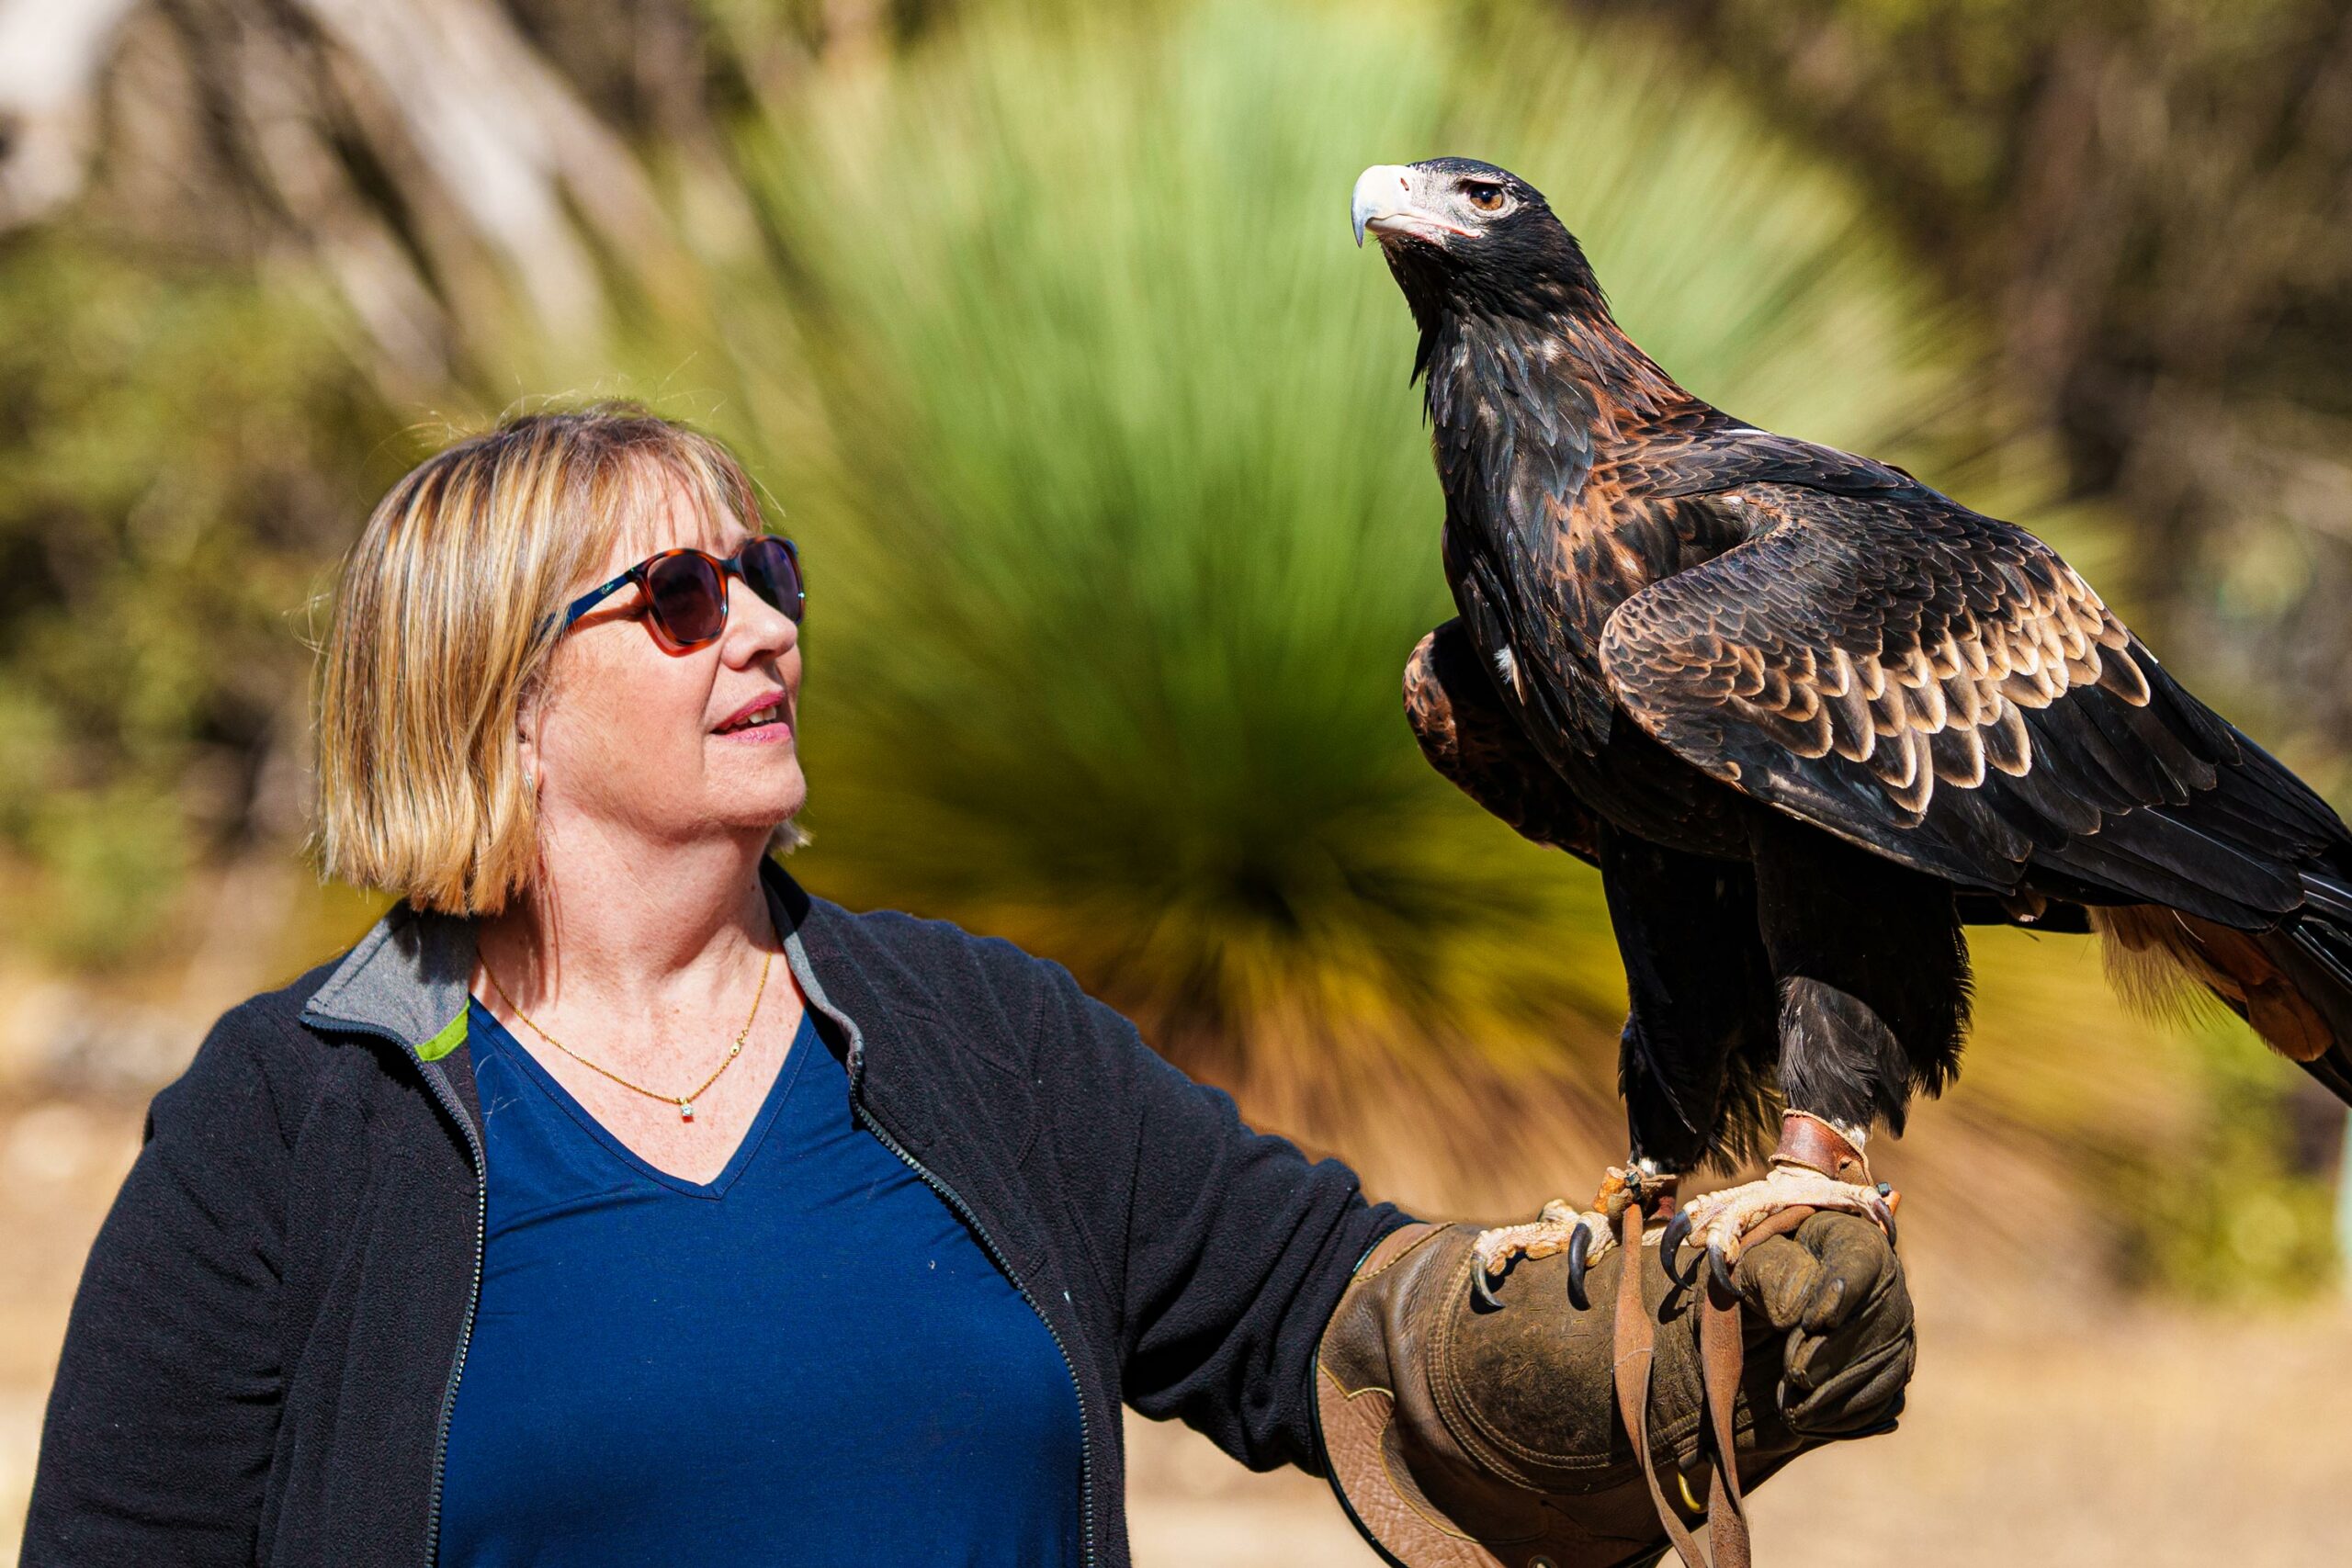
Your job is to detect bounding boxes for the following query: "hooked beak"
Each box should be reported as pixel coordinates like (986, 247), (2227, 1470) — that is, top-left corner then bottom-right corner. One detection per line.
(1351, 164), (1470, 247)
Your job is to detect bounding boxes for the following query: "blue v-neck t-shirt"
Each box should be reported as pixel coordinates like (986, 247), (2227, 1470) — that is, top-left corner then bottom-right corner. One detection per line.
(436, 998), (1084, 1566)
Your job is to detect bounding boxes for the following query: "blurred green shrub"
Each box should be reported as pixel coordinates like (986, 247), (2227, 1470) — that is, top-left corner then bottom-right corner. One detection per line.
(0, 231), (409, 964)
(1959, 925), (2344, 1302)
(2110, 1009), (2343, 1301)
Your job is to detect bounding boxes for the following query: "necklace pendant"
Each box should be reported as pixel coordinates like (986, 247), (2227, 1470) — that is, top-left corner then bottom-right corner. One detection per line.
(679, 1100), (695, 1122)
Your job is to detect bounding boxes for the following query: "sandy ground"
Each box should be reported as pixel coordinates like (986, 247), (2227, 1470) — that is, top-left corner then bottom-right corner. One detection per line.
(6, 1092), (2349, 1566)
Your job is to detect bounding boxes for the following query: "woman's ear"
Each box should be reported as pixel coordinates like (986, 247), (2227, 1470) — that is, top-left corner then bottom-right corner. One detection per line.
(515, 680), (545, 795)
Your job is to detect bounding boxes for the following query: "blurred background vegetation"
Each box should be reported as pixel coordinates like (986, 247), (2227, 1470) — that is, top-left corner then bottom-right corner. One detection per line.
(0, 0), (2346, 1308)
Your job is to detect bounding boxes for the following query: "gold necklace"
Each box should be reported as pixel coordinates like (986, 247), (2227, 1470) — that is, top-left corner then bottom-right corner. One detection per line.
(481, 942), (775, 1123)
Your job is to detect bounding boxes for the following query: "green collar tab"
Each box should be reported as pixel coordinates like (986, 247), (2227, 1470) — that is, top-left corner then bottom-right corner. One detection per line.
(417, 1007), (469, 1063)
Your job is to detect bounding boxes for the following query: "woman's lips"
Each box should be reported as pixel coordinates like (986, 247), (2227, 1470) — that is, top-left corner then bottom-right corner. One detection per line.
(713, 693), (794, 742)
(717, 716), (793, 744)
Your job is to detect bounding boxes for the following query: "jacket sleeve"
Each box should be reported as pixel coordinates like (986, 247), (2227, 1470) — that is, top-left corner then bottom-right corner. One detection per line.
(20, 1001), (306, 1568)
(1023, 955), (1419, 1475)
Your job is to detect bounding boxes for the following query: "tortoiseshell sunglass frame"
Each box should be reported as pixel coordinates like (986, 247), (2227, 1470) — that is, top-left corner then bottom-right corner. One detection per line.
(548, 536), (804, 651)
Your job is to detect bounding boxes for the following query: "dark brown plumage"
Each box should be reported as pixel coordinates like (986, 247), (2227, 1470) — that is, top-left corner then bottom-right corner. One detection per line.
(1356, 157), (2352, 1202)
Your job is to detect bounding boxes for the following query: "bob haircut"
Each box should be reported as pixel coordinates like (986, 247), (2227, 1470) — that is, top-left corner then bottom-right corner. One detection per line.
(314, 401), (800, 916)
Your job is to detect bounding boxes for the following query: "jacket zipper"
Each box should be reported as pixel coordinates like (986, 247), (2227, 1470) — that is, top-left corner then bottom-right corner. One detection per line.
(419, 1053), (488, 1568)
(844, 1053), (1097, 1568)
(331, 1018), (487, 1568)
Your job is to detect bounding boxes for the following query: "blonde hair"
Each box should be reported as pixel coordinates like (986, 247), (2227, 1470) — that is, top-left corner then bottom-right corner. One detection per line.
(314, 401), (799, 915)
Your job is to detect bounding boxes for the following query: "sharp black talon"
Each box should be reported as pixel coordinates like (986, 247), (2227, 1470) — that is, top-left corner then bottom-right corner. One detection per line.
(1471, 1260), (1506, 1309)
(1879, 1206), (1898, 1252)
(1660, 1211), (1696, 1285)
(1566, 1224), (1592, 1311)
(1707, 1240), (1737, 1300)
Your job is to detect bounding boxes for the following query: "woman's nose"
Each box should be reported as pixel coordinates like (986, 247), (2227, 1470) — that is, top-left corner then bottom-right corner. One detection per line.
(724, 575), (798, 662)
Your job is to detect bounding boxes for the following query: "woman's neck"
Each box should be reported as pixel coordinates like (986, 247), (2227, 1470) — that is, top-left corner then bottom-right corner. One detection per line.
(473, 819), (780, 1019)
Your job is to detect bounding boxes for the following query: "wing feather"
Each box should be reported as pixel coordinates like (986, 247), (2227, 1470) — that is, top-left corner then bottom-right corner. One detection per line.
(1598, 477), (2340, 921)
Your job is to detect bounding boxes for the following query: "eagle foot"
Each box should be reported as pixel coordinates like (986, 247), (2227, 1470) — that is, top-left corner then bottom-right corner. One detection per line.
(1469, 1167), (1679, 1311)
(1659, 1163), (1899, 1299)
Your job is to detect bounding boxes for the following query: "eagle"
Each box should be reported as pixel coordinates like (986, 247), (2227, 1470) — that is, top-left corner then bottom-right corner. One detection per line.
(1351, 157), (2352, 1304)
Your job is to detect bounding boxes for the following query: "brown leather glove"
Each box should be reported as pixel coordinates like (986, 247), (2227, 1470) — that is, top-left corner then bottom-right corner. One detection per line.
(1313, 1210), (1913, 1568)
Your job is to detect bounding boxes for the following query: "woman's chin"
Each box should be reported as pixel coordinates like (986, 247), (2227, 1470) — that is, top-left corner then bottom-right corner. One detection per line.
(729, 765), (808, 830)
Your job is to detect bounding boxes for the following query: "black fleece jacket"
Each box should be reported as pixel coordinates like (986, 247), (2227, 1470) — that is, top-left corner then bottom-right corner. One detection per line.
(22, 861), (1416, 1568)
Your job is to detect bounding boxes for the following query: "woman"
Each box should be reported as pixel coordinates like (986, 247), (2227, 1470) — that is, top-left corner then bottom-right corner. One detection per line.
(23, 404), (1913, 1568)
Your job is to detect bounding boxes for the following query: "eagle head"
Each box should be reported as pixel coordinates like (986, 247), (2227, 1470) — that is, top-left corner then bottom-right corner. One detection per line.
(1351, 158), (1601, 324)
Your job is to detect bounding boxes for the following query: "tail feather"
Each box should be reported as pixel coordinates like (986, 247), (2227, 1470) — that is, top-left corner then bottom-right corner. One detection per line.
(2266, 918), (2352, 1106)
(2092, 903), (2352, 1106)
(2288, 908), (2352, 990)
(2076, 726), (2352, 1107)
(2300, 863), (2352, 924)
(2299, 1043), (2352, 1105)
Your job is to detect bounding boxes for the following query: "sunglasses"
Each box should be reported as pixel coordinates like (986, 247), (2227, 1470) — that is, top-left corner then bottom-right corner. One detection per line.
(553, 536), (805, 650)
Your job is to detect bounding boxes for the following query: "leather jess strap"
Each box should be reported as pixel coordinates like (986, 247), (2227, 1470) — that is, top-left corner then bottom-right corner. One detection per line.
(1614, 1203), (1816, 1568)
(1610, 1200), (1707, 1568)
(1614, 1111), (1868, 1568)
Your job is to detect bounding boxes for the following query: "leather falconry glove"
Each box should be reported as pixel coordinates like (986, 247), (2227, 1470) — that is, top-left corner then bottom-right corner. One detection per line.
(1314, 1209), (1913, 1568)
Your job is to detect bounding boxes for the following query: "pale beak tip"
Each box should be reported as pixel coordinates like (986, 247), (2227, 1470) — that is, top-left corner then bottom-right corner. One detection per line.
(1351, 163), (1415, 250)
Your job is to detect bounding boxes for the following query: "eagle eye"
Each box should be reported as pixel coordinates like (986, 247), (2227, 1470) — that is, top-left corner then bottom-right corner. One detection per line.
(1463, 181), (1509, 214)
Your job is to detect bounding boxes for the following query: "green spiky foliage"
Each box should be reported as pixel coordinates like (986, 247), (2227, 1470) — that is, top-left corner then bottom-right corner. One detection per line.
(709, 0), (1988, 1199)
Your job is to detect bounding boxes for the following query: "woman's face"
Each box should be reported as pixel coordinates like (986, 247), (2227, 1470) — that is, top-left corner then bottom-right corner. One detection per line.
(519, 475), (804, 854)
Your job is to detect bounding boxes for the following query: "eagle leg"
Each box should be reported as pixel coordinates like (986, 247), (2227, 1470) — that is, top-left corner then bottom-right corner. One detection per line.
(1469, 1166), (1680, 1310)
(1660, 1111), (1898, 1296)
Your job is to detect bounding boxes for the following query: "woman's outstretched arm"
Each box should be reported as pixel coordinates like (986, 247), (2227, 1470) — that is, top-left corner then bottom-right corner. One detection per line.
(1022, 956), (1418, 1474)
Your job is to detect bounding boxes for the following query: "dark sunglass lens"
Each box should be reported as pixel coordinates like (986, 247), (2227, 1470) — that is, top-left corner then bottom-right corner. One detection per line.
(645, 552), (727, 645)
(741, 536), (805, 622)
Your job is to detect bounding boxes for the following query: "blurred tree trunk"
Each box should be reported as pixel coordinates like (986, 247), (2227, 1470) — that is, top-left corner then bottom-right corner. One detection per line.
(0, 0), (146, 228)
(0, 0), (707, 392)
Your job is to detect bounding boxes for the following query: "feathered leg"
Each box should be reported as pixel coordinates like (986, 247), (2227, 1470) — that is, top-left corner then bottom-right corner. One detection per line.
(1471, 825), (1778, 1307)
(1665, 807), (1964, 1290)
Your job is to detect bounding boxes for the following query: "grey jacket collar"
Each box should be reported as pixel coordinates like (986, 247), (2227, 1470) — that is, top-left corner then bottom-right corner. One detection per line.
(301, 899), (476, 1055)
(300, 859), (860, 1075)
